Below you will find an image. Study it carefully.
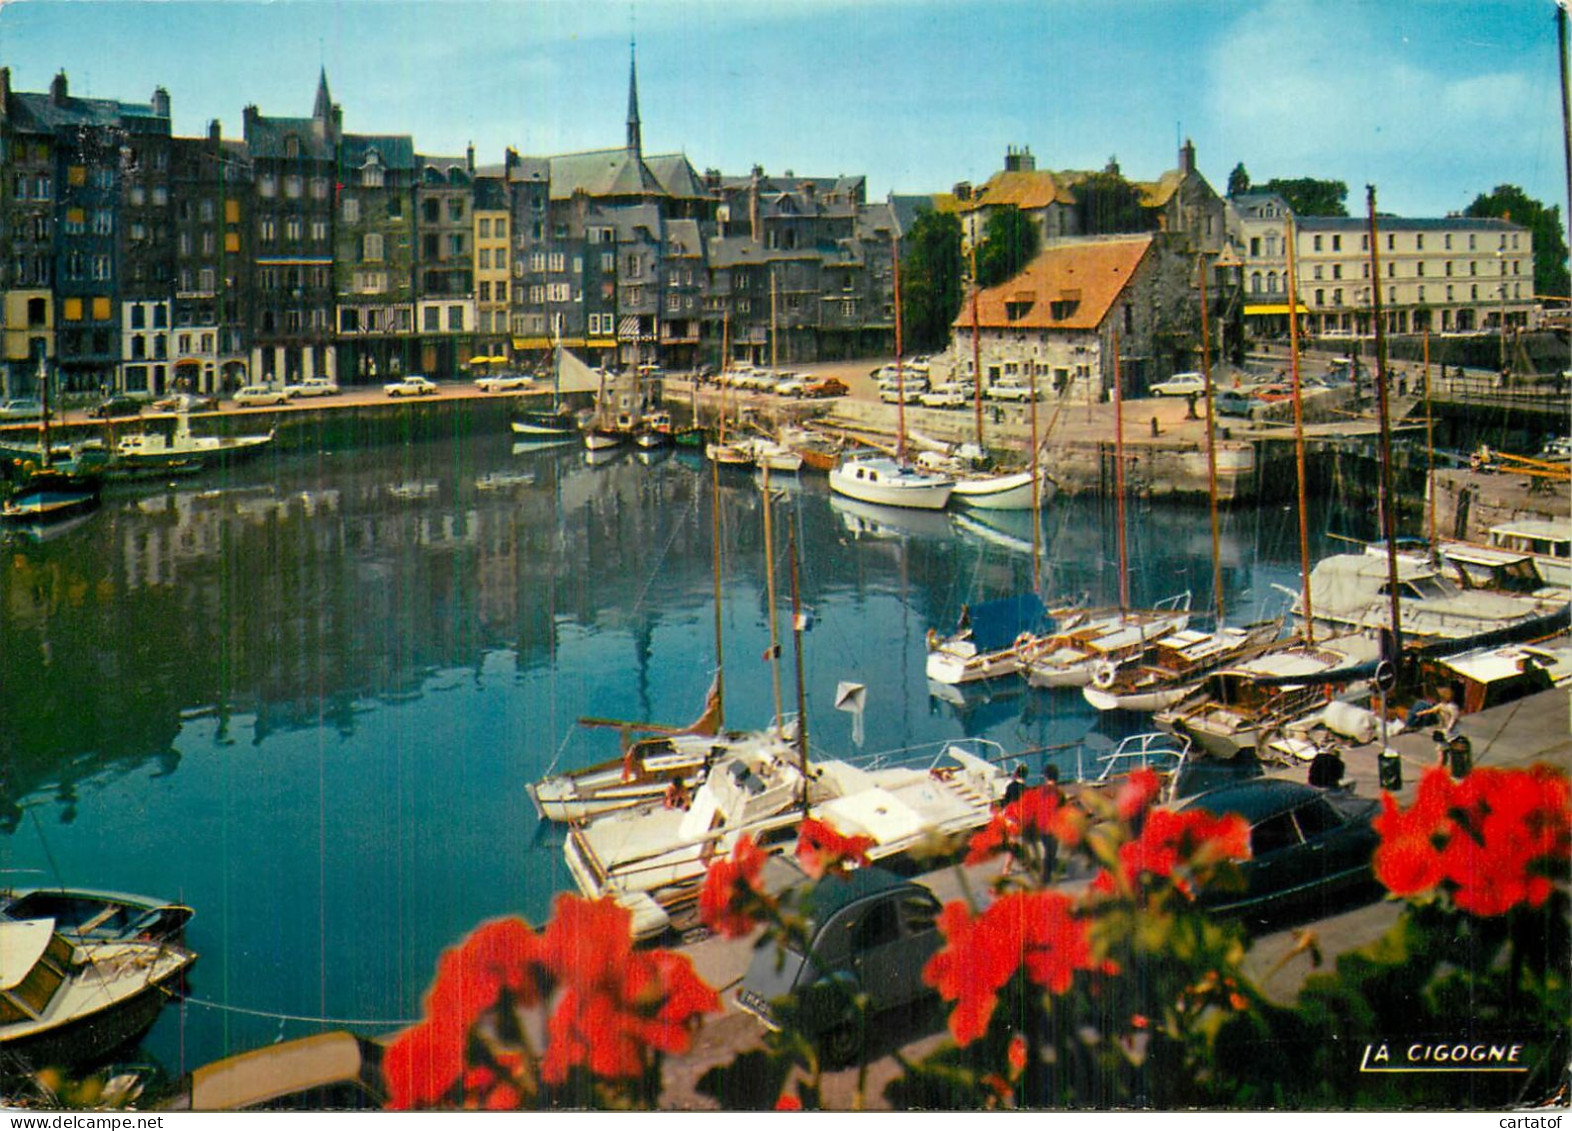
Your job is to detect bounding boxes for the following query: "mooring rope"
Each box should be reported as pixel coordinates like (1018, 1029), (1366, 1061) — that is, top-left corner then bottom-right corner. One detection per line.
(182, 995), (417, 1029)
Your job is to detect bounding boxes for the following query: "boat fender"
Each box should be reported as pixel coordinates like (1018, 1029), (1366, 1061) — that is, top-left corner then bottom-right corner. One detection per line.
(926, 628), (939, 652)
(1092, 661), (1120, 690)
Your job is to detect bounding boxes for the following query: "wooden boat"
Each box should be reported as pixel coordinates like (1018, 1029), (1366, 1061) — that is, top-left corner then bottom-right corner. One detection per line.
(633, 410), (676, 449)
(1081, 620), (1285, 713)
(1152, 634), (1382, 759)
(564, 739), (1010, 940)
(829, 454), (953, 510)
(951, 467), (1056, 510)
(160, 1030), (387, 1112)
(925, 592), (1054, 686)
(747, 436), (804, 473)
(0, 917), (198, 1074)
(1, 467), (101, 524)
(1, 883), (192, 947)
(1020, 592), (1194, 689)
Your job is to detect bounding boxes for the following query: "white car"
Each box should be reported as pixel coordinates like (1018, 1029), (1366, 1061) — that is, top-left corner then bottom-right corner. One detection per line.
(774, 375), (806, 397)
(233, 385), (292, 407)
(987, 383), (1033, 401)
(474, 373), (534, 393)
(385, 376), (438, 397)
(1150, 372), (1206, 397)
(919, 387), (967, 409)
(284, 378), (340, 398)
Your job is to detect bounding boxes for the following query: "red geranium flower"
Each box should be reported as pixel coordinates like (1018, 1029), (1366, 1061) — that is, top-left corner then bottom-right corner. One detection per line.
(1116, 807), (1251, 897)
(1116, 768), (1164, 822)
(698, 833), (770, 937)
(775, 1092), (803, 1111)
(795, 816), (874, 879)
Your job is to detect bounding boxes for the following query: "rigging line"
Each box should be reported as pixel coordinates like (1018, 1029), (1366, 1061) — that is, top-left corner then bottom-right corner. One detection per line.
(183, 995), (417, 1028)
(626, 477), (700, 620)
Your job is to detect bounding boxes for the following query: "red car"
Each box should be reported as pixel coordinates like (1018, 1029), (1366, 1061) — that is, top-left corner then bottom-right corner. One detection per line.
(803, 377), (848, 398)
(1252, 384), (1295, 404)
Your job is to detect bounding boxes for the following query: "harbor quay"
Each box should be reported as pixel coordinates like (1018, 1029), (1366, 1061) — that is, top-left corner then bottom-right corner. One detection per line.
(650, 688), (1572, 1109)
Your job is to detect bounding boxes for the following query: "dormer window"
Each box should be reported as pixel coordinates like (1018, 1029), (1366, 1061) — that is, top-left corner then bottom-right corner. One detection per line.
(284, 136), (301, 160)
(1006, 300), (1034, 321)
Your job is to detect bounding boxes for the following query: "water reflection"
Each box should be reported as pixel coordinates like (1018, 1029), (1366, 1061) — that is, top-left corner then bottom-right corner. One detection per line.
(0, 428), (1361, 1074)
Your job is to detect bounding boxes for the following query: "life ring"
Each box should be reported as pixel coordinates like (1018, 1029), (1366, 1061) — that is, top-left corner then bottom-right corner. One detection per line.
(1092, 661), (1120, 690)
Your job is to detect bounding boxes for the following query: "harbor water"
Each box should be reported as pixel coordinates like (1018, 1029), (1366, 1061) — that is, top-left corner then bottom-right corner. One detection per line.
(0, 429), (1361, 1078)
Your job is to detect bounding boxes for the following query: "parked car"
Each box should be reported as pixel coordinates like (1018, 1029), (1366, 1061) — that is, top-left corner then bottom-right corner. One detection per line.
(285, 378), (340, 398)
(152, 392), (218, 413)
(1214, 388), (1255, 417)
(1178, 779), (1380, 920)
(385, 375), (438, 397)
(774, 375), (806, 397)
(1150, 372), (1206, 397)
(987, 383), (1033, 401)
(90, 394), (146, 418)
(879, 384), (922, 404)
(233, 385), (292, 407)
(0, 398), (45, 420)
(473, 373), (533, 393)
(803, 376), (848, 398)
(1252, 383), (1295, 404)
(735, 868), (943, 1065)
(919, 386), (967, 408)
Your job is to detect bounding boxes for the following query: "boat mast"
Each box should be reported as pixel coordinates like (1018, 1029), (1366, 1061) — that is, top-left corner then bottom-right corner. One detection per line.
(1112, 330), (1128, 612)
(1366, 185), (1404, 665)
(1029, 343), (1041, 594)
(1198, 255), (1224, 625)
(770, 266), (779, 377)
(38, 354), (52, 470)
(710, 457), (726, 731)
(761, 464), (785, 737)
(1560, 2), (1572, 239)
(1423, 327), (1436, 550)
(970, 239), (985, 451)
(788, 522), (811, 817)
(719, 310), (730, 445)
(892, 232), (906, 463)
(1285, 216), (1314, 644)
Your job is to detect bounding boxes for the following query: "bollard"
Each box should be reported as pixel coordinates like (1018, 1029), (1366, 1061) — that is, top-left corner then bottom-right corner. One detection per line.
(1151, 416), (1160, 437)
(1378, 747), (1402, 791)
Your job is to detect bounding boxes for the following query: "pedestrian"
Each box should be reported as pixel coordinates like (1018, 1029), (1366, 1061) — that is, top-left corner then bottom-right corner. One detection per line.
(1038, 765), (1062, 883)
(1002, 764), (1027, 807)
(663, 775), (691, 810)
(1308, 745), (1346, 789)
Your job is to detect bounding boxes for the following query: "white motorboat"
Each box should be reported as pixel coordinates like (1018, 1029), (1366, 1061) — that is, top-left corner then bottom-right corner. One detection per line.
(1479, 520), (1571, 588)
(746, 436), (804, 473)
(0, 917), (198, 1073)
(564, 739), (1009, 940)
(705, 439), (754, 467)
(1020, 593), (1193, 689)
(829, 454), (954, 511)
(114, 415), (273, 470)
(1295, 552), (1568, 642)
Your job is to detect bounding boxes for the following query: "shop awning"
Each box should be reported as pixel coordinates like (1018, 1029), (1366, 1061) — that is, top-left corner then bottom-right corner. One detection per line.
(1243, 303), (1309, 316)
(512, 337), (552, 350)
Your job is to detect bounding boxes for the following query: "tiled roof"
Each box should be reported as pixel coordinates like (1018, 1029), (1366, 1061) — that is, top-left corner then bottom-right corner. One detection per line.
(245, 115), (332, 160)
(954, 236), (1153, 332)
(966, 166), (1192, 213)
(8, 90), (167, 134)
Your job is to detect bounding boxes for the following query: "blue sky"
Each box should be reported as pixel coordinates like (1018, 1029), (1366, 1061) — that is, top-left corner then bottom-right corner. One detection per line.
(0, 0), (1564, 218)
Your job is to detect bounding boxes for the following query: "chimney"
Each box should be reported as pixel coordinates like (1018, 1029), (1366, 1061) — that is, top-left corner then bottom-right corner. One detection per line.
(1105, 155), (1121, 177)
(208, 119), (221, 143)
(466, 142), (475, 174)
(0, 67), (9, 123)
(1179, 138), (1196, 175)
(243, 104), (259, 139)
(504, 147), (519, 176)
(50, 70), (68, 106)
(1004, 145), (1035, 173)
(152, 86), (170, 118)
(952, 181), (972, 202)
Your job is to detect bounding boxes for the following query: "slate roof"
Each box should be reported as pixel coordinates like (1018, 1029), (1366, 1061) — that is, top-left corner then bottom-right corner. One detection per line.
(420, 154), (472, 186)
(506, 156), (551, 185)
(954, 236), (1153, 332)
(549, 147), (663, 199)
(644, 153), (708, 199)
(245, 115), (333, 161)
(472, 176), (508, 211)
(1297, 215), (1525, 233)
(665, 218), (704, 258)
(341, 133), (417, 171)
(7, 90), (167, 135)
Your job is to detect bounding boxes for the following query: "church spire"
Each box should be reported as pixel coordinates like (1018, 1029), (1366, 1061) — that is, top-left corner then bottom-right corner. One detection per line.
(625, 39), (642, 156)
(313, 66), (333, 123)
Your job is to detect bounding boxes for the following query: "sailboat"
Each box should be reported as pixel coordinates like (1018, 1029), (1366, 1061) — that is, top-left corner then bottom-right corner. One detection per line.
(512, 325), (578, 441)
(706, 312), (754, 466)
(829, 233), (954, 510)
(925, 592), (1056, 685)
(2, 359), (104, 525)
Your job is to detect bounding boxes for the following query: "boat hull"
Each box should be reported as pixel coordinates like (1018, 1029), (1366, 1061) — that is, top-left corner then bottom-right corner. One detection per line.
(0, 964), (184, 1074)
(829, 458), (954, 511)
(1083, 684), (1197, 713)
(512, 418), (577, 440)
(951, 469), (1054, 510)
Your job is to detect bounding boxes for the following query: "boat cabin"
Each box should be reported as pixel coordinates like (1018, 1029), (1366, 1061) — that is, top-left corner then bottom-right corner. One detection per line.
(0, 919), (73, 1028)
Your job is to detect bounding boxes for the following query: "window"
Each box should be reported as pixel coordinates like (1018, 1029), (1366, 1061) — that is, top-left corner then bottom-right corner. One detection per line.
(1445, 234), (1453, 250)
(495, 282), (505, 303)
(131, 305), (147, 329)
(478, 249), (490, 269)
(549, 251), (565, 272)
(1332, 288), (1343, 306)
(1314, 288), (1324, 306)
(1389, 287), (1397, 303)
(65, 208), (86, 235)
(92, 296), (111, 320)
(531, 251), (546, 272)
(1251, 813), (1302, 856)
(1387, 234), (1394, 250)
(1468, 234), (1476, 250)
(1313, 265), (1323, 280)
(285, 217), (302, 242)
(478, 218), (491, 238)
(285, 175), (302, 199)
(448, 305), (463, 331)
(1332, 264), (1341, 280)
(448, 233), (465, 256)
(361, 164), (383, 188)
(259, 174), (276, 198)
(1418, 286), (1426, 301)
(547, 282), (569, 302)
(1469, 261), (1477, 276)
(1332, 235), (1342, 251)
(343, 197), (360, 223)
(363, 232), (384, 262)
(1313, 235), (1323, 252)
(529, 285), (544, 304)
(259, 217), (276, 243)
(1249, 236), (1260, 257)
(667, 292), (680, 313)
(92, 255), (112, 281)
(423, 306), (440, 331)
(312, 219), (328, 243)
(448, 199), (464, 222)
(1470, 284), (1478, 300)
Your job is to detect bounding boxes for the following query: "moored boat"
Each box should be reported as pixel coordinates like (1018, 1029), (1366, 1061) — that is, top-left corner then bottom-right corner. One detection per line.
(0, 883), (193, 946)
(925, 592), (1054, 685)
(1082, 620), (1285, 713)
(113, 415), (273, 471)
(950, 467), (1056, 511)
(1020, 593), (1193, 689)
(829, 453), (954, 510)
